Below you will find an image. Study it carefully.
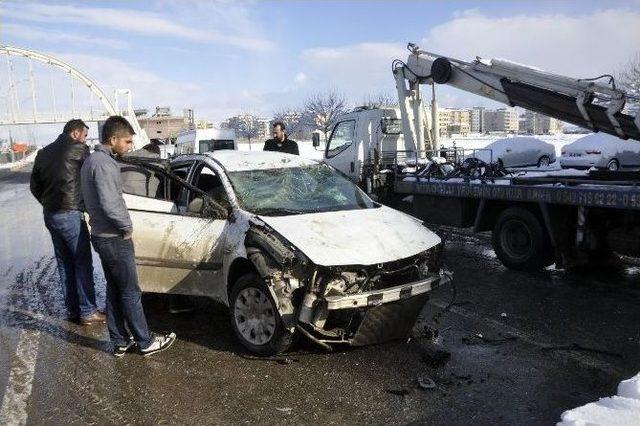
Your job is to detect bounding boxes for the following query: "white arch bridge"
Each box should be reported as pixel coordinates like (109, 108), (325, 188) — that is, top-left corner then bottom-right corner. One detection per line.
(0, 45), (149, 148)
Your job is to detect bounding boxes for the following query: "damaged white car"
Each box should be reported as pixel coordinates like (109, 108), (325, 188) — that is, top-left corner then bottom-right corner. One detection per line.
(120, 151), (449, 355)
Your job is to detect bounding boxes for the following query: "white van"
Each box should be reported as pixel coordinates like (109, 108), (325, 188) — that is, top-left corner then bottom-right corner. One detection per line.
(175, 128), (236, 155)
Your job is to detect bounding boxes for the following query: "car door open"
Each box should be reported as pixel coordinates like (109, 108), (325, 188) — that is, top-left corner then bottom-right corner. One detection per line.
(120, 159), (229, 300)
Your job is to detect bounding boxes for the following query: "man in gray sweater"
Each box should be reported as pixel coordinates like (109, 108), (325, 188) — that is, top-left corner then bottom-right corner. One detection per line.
(81, 116), (175, 357)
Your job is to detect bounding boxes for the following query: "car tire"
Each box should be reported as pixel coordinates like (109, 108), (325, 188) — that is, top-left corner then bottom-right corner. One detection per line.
(607, 159), (620, 171)
(492, 207), (553, 271)
(229, 273), (293, 356)
(537, 155), (551, 168)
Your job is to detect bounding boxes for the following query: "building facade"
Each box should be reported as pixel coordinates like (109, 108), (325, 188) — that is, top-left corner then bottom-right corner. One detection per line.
(135, 107), (194, 142)
(484, 108), (519, 133)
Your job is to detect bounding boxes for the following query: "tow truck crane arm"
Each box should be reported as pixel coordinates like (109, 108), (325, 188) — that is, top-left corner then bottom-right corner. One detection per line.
(393, 43), (640, 149)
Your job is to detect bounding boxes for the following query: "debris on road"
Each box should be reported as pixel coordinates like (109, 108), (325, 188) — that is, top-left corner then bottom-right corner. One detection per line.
(417, 376), (437, 390)
(462, 333), (518, 346)
(276, 407), (293, 414)
(541, 342), (622, 358)
(385, 388), (411, 396)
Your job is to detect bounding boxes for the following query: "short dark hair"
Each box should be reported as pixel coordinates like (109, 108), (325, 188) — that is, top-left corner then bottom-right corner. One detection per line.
(273, 121), (285, 131)
(101, 116), (136, 144)
(63, 119), (89, 135)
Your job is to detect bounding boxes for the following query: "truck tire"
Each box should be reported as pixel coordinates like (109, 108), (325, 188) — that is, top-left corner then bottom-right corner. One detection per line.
(492, 207), (553, 271)
(229, 273), (293, 356)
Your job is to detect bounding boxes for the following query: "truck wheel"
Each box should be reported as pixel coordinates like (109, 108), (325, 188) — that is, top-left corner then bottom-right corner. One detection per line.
(229, 273), (293, 356)
(492, 207), (553, 271)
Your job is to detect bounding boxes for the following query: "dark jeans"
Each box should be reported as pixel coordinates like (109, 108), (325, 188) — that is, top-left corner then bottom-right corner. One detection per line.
(44, 210), (97, 319)
(91, 235), (152, 348)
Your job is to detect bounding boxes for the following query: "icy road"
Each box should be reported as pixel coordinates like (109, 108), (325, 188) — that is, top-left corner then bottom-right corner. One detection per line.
(1, 165), (639, 425)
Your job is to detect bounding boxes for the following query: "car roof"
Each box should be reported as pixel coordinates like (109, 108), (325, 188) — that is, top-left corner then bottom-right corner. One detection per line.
(203, 150), (320, 172)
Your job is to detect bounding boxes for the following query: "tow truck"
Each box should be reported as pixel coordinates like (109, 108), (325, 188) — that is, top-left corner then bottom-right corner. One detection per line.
(320, 44), (640, 270)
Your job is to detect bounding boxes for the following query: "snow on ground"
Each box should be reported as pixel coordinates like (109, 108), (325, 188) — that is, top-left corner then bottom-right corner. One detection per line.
(0, 150), (38, 170)
(558, 373), (640, 425)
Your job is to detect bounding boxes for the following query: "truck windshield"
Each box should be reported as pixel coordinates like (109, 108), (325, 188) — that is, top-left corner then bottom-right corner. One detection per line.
(227, 164), (377, 216)
(381, 118), (402, 135)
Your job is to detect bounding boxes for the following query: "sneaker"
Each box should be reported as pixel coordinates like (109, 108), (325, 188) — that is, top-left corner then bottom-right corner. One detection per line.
(113, 339), (136, 358)
(139, 333), (176, 357)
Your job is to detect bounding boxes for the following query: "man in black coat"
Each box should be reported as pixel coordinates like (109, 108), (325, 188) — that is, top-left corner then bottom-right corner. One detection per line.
(263, 121), (299, 155)
(30, 119), (105, 326)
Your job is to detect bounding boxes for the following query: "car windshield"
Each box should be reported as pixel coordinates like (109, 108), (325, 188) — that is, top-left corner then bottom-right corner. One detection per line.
(227, 164), (377, 215)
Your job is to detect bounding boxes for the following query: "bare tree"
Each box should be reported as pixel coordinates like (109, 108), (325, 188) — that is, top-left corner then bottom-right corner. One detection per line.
(361, 92), (399, 108)
(222, 113), (263, 147)
(618, 52), (640, 111)
(303, 92), (349, 141)
(272, 108), (305, 139)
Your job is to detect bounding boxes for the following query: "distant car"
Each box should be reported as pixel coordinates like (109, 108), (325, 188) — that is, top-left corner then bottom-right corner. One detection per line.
(119, 151), (448, 355)
(470, 137), (556, 168)
(559, 133), (640, 171)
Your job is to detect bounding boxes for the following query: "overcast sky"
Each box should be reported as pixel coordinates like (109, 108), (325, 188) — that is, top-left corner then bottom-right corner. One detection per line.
(1, 0), (640, 141)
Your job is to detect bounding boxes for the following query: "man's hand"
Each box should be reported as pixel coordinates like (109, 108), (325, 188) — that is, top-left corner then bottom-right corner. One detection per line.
(123, 230), (133, 240)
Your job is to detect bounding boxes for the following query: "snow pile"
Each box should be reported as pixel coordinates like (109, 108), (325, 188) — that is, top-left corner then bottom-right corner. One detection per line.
(558, 373), (640, 425)
(0, 149), (39, 170)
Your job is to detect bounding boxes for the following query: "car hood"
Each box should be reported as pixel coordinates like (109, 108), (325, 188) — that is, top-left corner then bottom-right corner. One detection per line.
(256, 205), (440, 266)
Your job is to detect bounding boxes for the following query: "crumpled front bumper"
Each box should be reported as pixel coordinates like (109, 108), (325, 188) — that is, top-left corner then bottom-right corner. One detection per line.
(304, 270), (452, 346)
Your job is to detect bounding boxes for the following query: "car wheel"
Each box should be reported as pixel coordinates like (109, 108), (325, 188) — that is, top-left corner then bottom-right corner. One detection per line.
(492, 207), (553, 271)
(229, 273), (293, 356)
(537, 155), (551, 168)
(607, 159), (620, 171)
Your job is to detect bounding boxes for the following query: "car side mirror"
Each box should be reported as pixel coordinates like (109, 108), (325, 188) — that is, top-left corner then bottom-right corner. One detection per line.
(312, 133), (320, 147)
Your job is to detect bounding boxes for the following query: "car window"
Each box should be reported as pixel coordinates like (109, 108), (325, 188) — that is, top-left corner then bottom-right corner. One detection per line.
(120, 163), (169, 200)
(189, 163), (230, 208)
(326, 120), (355, 158)
(169, 164), (192, 204)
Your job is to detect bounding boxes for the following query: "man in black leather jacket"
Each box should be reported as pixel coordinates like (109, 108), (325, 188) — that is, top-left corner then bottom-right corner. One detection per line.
(30, 119), (105, 325)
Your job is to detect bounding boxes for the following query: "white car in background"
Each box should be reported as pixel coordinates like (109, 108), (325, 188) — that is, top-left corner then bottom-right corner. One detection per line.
(470, 137), (556, 168)
(119, 151), (448, 355)
(559, 133), (640, 171)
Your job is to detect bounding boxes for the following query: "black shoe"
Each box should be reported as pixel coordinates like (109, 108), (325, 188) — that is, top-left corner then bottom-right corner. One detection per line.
(113, 339), (136, 358)
(139, 333), (176, 357)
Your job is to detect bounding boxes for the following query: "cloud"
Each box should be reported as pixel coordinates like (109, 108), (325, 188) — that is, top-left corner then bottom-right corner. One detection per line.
(1, 23), (129, 50)
(0, 1), (274, 52)
(300, 9), (640, 108)
(294, 72), (308, 84)
(301, 42), (405, 100)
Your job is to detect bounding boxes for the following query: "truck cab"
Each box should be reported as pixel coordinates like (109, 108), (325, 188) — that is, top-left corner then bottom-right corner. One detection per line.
(323, 107), (406, 184)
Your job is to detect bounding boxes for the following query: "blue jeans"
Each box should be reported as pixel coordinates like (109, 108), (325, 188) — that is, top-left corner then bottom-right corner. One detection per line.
(44, 210), (97, 319)
(91, 235), (152, 348)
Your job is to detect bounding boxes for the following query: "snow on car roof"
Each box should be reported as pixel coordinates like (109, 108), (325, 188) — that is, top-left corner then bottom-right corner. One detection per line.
(487, 136), (549, 147)
(565, 132), (634, 149)
(205, 150), (320, 172)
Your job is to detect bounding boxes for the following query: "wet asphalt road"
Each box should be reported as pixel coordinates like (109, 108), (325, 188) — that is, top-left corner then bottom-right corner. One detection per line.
(1, 165), (639, 425)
